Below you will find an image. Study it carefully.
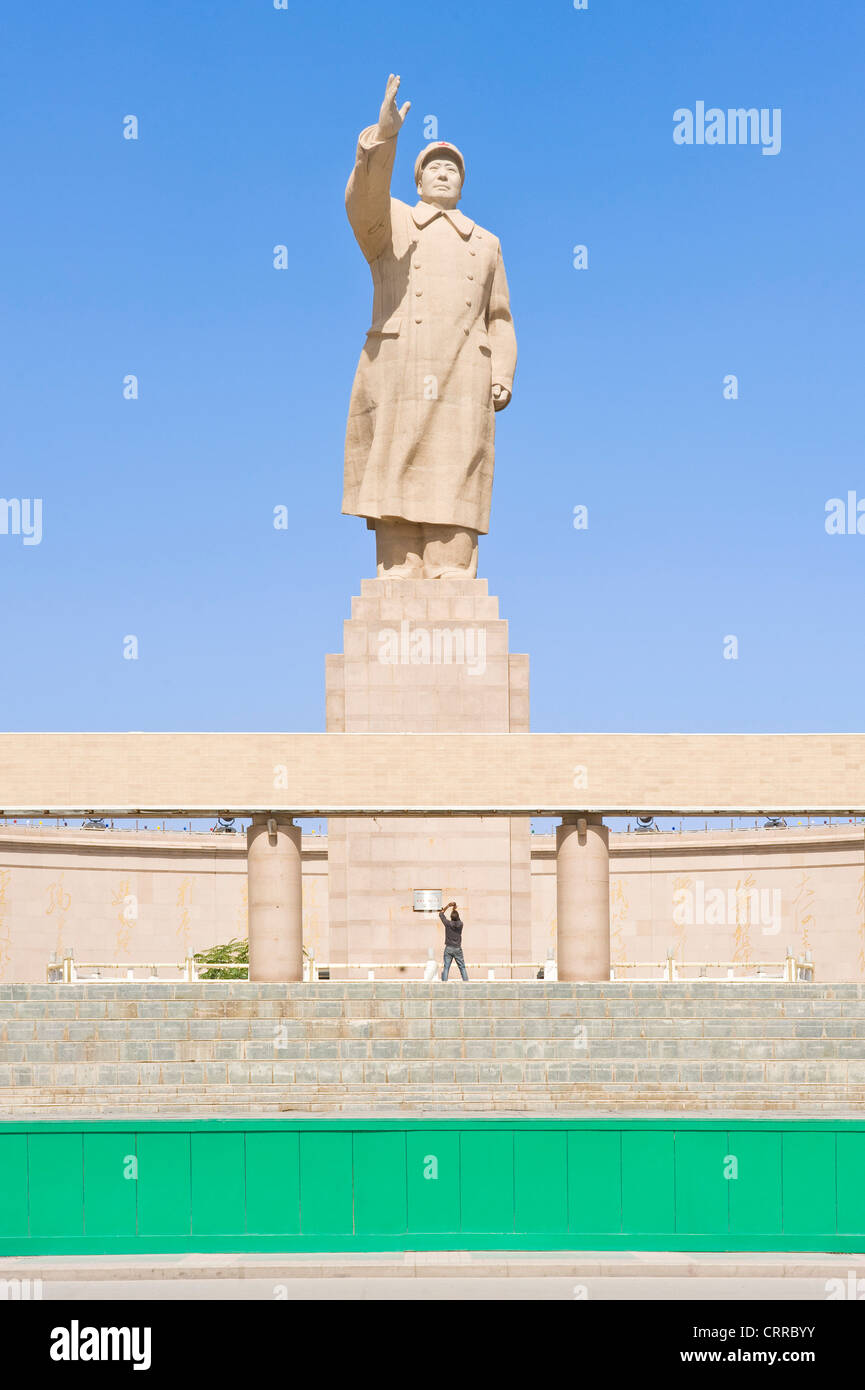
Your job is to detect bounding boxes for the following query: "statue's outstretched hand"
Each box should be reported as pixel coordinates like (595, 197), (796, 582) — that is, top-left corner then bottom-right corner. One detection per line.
(492, 384), (512, 411)
(377, 74), (411, 139)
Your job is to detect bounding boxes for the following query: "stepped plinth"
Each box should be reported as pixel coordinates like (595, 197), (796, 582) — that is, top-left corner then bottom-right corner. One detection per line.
(2, 981), (863, 1117)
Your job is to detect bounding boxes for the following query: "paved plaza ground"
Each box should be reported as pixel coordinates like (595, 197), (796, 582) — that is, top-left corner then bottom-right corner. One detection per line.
(2, 1252), (860, 1300)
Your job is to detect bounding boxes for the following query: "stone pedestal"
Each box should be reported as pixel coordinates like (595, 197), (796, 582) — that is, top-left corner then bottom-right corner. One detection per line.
(246, 816), (303, 981)
(325, 578), (531, 976)
(556, 815), (610, 981)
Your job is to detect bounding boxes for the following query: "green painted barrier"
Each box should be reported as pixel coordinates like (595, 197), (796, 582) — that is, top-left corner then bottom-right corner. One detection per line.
(0, 1118), (863, 1254)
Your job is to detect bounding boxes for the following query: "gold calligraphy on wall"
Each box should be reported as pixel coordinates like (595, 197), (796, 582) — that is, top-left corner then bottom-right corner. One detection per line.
(46, 877), (72, 959)
(671, 875), (691, 961)
(732, 873), (757, 966)
(176, 877), (192, 955)
(791, 871), (815, 958)
(111, 879), (135, 955)
(609, 876), (630, 967)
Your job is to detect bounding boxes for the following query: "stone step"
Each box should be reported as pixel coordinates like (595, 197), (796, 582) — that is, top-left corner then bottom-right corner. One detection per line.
(4, 1026), (864, 1046)
(5, 1082), (865, 1116)
(5, 1003), (865, 1021)
(4, 1019), (864, 1038)
(3, 1039), (863, 1063)
(4, 1030), (861, 1053)
(3, 1057), (864, 1085)
(3, 984), (859, 1001)
(4, 1001), (865, 1018)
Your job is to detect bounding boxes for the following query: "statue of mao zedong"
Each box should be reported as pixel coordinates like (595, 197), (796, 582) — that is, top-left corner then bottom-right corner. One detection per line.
(343, 75), (517, 578)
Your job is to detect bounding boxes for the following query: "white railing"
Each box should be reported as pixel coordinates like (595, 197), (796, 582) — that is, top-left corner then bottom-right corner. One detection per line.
(46, 953), (554, 983)
(610, 950), (814, 983)
(50, 952), (814, 985)
(47, 954), (205, 983)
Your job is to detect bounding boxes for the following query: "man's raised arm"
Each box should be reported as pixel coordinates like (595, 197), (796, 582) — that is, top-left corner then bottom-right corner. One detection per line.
(345, 73), (411, 264)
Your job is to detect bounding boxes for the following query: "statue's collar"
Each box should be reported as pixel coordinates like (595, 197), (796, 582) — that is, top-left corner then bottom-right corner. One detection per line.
(411, 201), (475, 238)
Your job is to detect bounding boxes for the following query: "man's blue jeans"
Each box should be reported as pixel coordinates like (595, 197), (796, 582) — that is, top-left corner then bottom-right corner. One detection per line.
(441, 946), (468, 981)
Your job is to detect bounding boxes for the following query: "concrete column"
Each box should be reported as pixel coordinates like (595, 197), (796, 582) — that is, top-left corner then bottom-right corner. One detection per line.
(556, 815), (610, 981)
(246, 815), (303, 982)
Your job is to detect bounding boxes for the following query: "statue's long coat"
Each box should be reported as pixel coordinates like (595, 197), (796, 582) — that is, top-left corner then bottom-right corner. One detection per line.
(343, 126), (517, 535)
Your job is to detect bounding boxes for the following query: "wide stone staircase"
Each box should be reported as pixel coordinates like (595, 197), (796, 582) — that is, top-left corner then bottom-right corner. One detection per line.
(2, 981), (864, 1115)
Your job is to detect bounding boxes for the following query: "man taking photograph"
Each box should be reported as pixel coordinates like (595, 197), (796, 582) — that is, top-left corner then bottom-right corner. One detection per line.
(439, 901), (469, 982)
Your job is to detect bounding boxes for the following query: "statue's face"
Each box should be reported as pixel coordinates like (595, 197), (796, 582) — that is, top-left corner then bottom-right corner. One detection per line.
(417, 158), (462, 209)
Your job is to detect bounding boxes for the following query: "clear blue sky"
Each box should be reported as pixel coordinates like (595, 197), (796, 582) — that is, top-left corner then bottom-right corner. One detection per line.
(2, 0), (863, 737)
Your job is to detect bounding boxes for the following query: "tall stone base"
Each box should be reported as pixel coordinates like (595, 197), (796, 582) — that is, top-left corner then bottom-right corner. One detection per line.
(325, 578), (531, 976)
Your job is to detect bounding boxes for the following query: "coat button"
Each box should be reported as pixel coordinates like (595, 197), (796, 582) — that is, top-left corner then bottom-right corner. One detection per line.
(415, 317), (423, 324)
(465, 299), (472, 306)
(415, 289), (422, 296)
(466, 273), (474, 280)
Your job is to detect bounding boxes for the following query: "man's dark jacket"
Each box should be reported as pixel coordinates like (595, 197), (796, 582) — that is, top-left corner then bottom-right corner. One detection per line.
(439, 910), (463, 950)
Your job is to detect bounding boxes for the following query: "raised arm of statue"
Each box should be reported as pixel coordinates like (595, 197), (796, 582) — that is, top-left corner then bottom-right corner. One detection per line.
(345, 74), (411, 264)
(488, 244), (517, 409)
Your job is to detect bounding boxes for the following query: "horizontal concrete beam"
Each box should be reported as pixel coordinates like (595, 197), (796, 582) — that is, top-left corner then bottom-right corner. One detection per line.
(1, 732), (864, 817)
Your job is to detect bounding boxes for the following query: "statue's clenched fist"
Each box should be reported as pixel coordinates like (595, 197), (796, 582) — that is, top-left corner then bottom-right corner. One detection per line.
(492, 384), (511, 411)
(377, 73), (411, 140)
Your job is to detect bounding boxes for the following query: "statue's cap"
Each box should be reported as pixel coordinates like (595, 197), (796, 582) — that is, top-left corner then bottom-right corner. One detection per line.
(414, 141), (465, 186)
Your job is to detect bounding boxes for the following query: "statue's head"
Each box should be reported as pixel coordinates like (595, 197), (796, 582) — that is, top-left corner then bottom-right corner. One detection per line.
(415, 142), (465, 210)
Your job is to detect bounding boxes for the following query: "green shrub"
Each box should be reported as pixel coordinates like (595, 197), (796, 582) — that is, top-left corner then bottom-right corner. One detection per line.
(194, 937), (249, 980)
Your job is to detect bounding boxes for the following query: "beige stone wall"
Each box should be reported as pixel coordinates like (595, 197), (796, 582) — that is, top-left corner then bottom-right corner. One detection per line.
(2, 731), (865, 816)
(1, 822), (862, 983)
(534, 824), (865, 982)
(0, 828), (326, 985)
